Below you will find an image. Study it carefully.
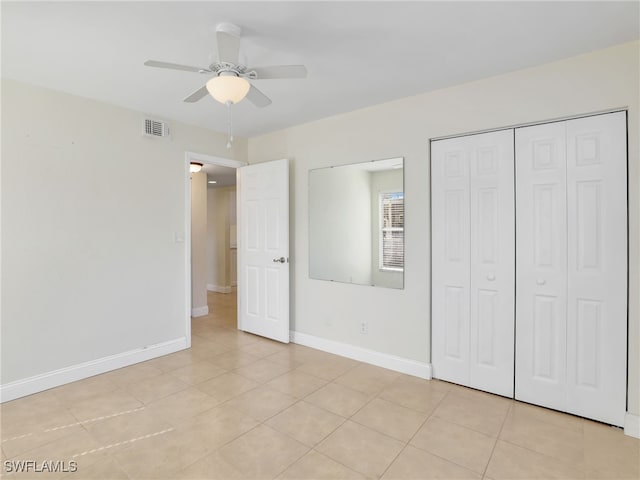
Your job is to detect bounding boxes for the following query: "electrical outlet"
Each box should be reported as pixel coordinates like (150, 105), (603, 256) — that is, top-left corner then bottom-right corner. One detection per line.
(360, 321), (368, 334)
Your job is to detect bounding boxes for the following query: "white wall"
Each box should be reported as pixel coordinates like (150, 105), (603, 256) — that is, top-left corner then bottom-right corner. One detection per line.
(190, 171), (208, 313)
(1, 79), (247, 391)
(248, 42), (640, 416)
(206, 186), (235, 291)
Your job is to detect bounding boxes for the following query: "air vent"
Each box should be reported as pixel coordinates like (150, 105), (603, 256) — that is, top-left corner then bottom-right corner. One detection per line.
(143, 118), (169, 137)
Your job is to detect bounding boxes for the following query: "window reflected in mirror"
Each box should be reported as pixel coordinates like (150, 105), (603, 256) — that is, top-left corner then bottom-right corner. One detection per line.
(308, 157), (404, 289)
(380, 191), (404, 271)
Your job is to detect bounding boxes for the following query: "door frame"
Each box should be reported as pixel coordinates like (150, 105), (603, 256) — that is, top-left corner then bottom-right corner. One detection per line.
(184, 151), (247, 347)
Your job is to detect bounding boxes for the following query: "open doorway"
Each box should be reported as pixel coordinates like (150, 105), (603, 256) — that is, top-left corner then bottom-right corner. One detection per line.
(205, 164), (238, 295)
(184, 151), (247, 346)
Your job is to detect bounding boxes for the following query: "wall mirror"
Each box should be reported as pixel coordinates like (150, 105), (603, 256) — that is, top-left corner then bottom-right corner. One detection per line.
(309, 157), (404, 289)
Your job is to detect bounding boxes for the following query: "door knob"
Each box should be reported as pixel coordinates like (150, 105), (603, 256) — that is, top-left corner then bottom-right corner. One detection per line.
(536, 278), (546, 285)
(273, 257), (286, 263)
(486, 275), (496, 281)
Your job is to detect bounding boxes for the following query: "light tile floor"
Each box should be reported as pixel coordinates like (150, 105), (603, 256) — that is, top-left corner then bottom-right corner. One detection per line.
(2, 290), (639, 479)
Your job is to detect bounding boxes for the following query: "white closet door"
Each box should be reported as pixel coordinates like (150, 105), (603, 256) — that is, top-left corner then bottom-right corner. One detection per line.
(432, 130), (514, 396)
(516, 112), (627, 426)
(515, 122), (568, 411)
(566, 112), (627, 426)
(469, 130), (515, 397)
(432, 139), (471, 386)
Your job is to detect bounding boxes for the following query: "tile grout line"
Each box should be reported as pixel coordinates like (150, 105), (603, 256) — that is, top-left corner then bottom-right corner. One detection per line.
(496, 434), (588, 474)
(428, 395), (512, 438)
(265, 397), (349, 448)
(481, 398), (513, 478)
(264, 371), (460, 477)
(377, 383), (451, 479)
(308, 449), (367, 478)
(499, 399), (593, 471)
(234, 390), (354, 477)
(169, 423), (266, 477)
(270, 442), (311, 480)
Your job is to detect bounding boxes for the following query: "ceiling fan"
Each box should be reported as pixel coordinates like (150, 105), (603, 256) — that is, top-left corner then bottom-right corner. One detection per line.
(144, 23), (307, 108)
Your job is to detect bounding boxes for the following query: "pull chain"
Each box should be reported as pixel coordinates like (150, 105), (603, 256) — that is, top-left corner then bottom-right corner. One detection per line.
(226, 100), (233, 149)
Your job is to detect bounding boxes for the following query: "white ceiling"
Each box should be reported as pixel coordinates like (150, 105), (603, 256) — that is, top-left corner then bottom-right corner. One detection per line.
(202, 163), (236, 187)
(2, 2), (638, 138)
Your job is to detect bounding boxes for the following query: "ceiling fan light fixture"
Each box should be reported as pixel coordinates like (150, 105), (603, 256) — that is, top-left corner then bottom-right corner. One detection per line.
(206, 75), (250, 104)
(190, 162), (203, 173)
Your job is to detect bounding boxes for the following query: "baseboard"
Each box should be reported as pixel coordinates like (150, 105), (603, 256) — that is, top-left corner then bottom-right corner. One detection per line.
(207, 284), (232, 294)
(625, 412), (640, 438)
(191, 305), (209, 317)
(0, 337), (188, 403)
(290, 331), (432, 380)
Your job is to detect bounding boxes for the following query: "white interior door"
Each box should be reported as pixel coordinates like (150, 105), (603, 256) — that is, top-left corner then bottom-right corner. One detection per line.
(515, 121), (568, 411)
(432, 130), (514, 397)
(565, 112), (627, 426)
(237, 159), (290, 343)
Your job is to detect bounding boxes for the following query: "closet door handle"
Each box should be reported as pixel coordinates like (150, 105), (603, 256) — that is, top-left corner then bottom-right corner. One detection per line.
(536, 278), (546, 286)
(486, 275), (496, 281)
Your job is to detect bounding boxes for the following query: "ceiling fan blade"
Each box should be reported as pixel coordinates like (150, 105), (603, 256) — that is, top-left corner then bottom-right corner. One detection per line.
(245, 84), (272, 108)
(249, 65), (308, 79)
(216, 29), (240, 64)
(144, 60), (210, 73)
(183, 85), (209, 103)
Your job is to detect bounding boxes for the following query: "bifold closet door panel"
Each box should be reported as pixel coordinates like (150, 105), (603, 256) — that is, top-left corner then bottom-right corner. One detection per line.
(566, 112), (627, 426)
(432, 130), (515, 396)
(469, 129), (515, 397)
(515, 122), (568, 411)
(431, 137), (471, 386)
(515, 112), (627, 426)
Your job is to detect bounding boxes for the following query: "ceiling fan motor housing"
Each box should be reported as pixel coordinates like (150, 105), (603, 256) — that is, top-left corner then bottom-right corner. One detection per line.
(212, 63), (248, 78)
